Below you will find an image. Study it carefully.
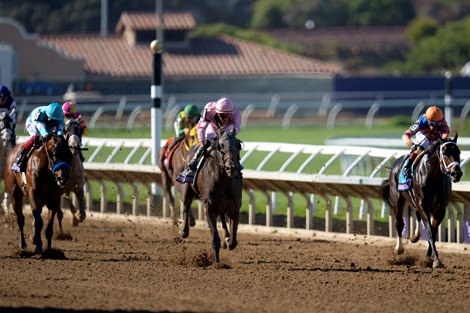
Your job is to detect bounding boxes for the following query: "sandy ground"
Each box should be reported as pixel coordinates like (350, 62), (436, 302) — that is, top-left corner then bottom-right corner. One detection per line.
(1, 211), (469, 313)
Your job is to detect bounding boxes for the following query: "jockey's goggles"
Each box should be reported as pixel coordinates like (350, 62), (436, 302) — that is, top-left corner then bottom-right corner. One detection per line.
(218, 113), (230, 120)
(428, 119), (442, 127)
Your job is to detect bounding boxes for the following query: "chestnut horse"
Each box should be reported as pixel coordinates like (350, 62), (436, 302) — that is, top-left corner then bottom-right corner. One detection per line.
(380, 135), (462, 268)
(5, 134), (73, 253)
(160, 127), (198, 226)
(179, 130), (243, 264)
(58, 118), (86, 233)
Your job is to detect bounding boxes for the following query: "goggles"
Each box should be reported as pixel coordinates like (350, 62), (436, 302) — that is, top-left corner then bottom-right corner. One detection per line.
(428, 120), (439, 127)
(218, 113), (230, 120)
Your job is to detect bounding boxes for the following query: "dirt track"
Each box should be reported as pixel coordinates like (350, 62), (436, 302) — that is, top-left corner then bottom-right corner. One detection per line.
(1, 211), (469, 313)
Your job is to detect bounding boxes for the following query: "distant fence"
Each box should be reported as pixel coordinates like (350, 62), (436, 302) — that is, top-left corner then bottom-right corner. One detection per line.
(14, 92), (470, 129)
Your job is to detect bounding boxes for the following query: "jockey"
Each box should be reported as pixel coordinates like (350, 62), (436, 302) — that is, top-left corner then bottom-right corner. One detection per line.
(63, 101), (88, 136)
(167, 104), (201, 151)
(176, 97), (241, 183)
(401, 105), (449, 178)
(11, 102), (65, 173)
(63, 101), (87, 161)
(0, 85), (17, 147)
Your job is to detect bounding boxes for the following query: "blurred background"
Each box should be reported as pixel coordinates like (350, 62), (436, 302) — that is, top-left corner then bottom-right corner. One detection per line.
(1, 0), (470, 130)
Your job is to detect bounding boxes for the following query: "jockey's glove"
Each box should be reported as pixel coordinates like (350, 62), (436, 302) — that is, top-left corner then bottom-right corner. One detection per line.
(411, 144), (421, 151)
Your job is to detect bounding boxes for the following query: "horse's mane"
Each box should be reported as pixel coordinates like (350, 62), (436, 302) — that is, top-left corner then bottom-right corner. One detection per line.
(51, 135), (73, 164)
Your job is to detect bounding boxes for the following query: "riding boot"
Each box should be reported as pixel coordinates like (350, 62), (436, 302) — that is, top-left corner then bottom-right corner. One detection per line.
(176, 141), (210, 183)
(402, 153), (416, 178)
(11, 147), (28, 173)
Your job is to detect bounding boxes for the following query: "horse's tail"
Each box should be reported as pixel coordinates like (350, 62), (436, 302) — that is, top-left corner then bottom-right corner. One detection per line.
(379, 179), (393, 208)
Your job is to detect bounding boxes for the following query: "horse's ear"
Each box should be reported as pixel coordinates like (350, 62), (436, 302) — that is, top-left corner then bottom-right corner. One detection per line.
(453, 132), (458, 143)
(231, 127), (236, 136)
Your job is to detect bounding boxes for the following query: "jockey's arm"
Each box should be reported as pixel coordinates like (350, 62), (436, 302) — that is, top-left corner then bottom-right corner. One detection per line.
(402, 133), (413, 148)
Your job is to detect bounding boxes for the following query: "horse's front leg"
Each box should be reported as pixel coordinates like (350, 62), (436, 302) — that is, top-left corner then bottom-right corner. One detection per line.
(228, 210), (239, 251)
(206, 207), (221, 264)
(419, 211), (442, 268)
(220, 213), (230, 249)
(31, 207), (44, 254)
(73, 188), (87, 225)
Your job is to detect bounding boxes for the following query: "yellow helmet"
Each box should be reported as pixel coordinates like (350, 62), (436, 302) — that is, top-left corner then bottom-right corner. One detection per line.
(425, 106), (443, 122)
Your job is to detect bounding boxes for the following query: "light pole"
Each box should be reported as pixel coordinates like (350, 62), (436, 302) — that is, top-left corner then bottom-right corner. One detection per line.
(150, 39), (162, 168)
(444, 70), (453, 127)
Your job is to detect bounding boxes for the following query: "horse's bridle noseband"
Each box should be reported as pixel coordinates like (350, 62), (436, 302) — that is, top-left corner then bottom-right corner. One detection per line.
(438, 141), (460, 174)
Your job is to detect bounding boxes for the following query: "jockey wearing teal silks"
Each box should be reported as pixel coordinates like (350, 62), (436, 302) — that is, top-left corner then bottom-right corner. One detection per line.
(11, 102), (65, 173)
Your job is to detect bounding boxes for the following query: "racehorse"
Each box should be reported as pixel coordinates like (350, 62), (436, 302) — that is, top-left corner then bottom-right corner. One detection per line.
(179, 129), (243, 264)
(57, 118), (86, 233)
(379, 135), (462, 268)
(160, 127), (198, 226)
(4, 134), (73, 253)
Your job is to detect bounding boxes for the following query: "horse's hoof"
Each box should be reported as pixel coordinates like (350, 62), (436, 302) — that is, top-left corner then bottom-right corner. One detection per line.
(228, 240), (238, 251)
(433, 260), (444, 268)
(34, 246), (43, 254)
(189, 216), (196, 227)
(409, 235), (420, 244)
(394, 247), (404, 255)
(221, 237), (230, 249)
(181, 230), (189, 239)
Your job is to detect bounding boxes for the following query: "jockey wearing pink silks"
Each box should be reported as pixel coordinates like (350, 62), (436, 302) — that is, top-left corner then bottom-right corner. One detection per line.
(176, 97), (241, 184)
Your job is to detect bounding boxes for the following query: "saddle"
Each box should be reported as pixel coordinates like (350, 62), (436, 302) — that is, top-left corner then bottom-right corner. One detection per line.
(398, 151), (426, 191)
(161, 137), (182, 171)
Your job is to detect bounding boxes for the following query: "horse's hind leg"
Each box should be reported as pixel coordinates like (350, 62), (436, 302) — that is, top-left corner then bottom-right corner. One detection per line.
(11, 191), (26, 249)
(55, 208), (64, 235)
(45, 209), (58, 251)
(31, 207), (44, 254)
(409, 208), (422, 243)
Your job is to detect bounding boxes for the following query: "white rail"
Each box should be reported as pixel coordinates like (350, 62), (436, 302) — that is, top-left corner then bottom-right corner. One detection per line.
(64, 137), (470, 245)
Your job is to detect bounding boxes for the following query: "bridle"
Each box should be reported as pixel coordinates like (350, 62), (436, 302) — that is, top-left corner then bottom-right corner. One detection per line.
(438, 141), (460, 175)
(43, 136), (72, 186)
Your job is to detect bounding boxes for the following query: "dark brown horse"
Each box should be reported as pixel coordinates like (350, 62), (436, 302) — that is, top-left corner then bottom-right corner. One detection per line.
(180, 130), (243, 264)
(5, 134), (73, 253)
(58, 118), (86, 233)
(160, 129), (198, 226)
(380, 135), (462, 268)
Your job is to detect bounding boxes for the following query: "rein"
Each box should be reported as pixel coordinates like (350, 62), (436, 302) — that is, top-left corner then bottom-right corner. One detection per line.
(438, 141), (460, 174)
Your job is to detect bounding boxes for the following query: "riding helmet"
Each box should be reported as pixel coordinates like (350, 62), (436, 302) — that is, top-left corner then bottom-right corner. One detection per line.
(184, 104), (200, 118)
(425, 106), (443, 122)
(0, 85), (11, 98)
(215, 98), (234, 114)
(63, 101), (80, 119)
(46, 102), (64, 121)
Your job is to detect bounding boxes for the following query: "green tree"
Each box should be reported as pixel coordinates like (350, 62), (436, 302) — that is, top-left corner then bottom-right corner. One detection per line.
(406, 17), (438, 44)
(347, 0), (415, 26)
(251, 0), (293, 29)
(402, 16), (470, 73)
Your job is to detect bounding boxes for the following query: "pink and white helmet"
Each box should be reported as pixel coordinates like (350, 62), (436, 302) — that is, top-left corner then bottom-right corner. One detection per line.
(215, 98), (234, 114)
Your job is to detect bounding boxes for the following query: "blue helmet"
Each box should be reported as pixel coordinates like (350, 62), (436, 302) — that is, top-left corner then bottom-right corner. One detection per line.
(0, 85), (11, 98)
(46, 102), (63, 121)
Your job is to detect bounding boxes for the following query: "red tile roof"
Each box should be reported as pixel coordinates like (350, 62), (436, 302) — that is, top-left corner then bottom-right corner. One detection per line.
(39, 33), (342, 79)
(115, 11), (196, 32)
